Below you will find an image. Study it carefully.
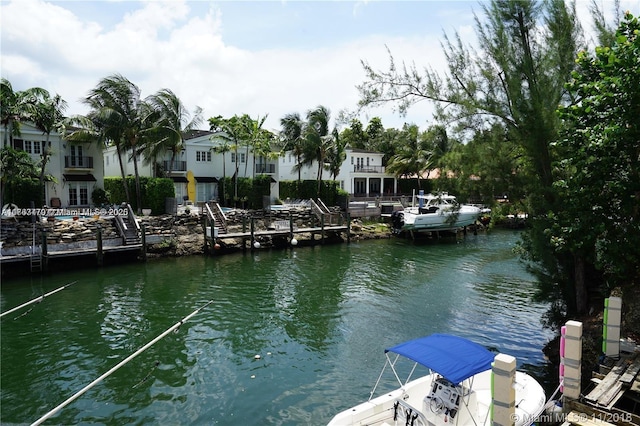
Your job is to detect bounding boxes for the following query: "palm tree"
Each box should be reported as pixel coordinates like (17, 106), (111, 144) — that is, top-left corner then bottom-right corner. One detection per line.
(326, 127), (346, 181)
(241, 114), (268, 178)
(144, 88), (202, 175)
(303, 105), (334, 196)
(84, 74), (147, 211)
(211, 138), (231, 203)
(385, 124), (433, 188)
(32, 92), (68, 205)
(0, 78), (48, 147)
(209, 115), (245, 204)
(279, 112), (305, 183)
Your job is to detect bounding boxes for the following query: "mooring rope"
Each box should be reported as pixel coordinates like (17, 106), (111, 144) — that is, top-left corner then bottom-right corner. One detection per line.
(0, 281), (79, 319)
(30, 299), (215, 426)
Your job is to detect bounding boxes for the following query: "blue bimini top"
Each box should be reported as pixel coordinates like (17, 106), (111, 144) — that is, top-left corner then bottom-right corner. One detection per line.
(385, 334), (495, 384)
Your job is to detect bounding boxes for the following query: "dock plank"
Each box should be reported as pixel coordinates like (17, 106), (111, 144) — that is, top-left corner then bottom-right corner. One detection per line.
(619, 355), (640, 385)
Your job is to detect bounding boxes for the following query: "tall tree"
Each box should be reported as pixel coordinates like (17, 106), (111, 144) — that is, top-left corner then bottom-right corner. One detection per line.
(385, 124), (433, 188)
(359, 0), (581, 200)
(32, 92), (68, 205)
(279, 112), (305, 183)
(209, 115), (246, 203)
(211, 138), (231, 203)
(84, 74), (147, 211)
(0, 78), (47, 147)
(303, 105), (334, 196)
(549, 12), (640, 314)
(326, 127), (346, 181)
(144, 88), (202, 175)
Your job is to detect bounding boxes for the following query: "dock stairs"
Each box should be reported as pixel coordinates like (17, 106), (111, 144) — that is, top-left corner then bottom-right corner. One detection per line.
(114, 204), (141, 245)
(205, 202), (227, 235)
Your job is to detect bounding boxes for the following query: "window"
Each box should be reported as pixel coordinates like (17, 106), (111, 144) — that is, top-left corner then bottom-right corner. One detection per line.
(22, 140), (42, 155)
(196, 182), (216, 202)
(196, 151), (211, 162)
(68, 182), (89, 206)
(231, 152), (246, 163)
(70, 145), (84, 167)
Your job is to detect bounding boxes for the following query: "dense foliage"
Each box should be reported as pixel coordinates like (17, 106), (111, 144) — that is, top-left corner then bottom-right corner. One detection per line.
(104, 177), (174, 214)
(545, 12), (639, 310)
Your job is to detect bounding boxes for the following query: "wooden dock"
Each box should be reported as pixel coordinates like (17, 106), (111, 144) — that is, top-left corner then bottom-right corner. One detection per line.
(564, 350), (640, 426)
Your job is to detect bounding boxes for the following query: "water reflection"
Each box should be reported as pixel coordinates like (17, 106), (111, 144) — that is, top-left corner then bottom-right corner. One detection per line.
(1, 230), (554, 425)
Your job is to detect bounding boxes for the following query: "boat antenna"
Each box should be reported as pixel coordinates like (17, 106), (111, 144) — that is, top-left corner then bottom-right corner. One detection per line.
(30, 299), (215, 426)
(0, 281), (79, 320)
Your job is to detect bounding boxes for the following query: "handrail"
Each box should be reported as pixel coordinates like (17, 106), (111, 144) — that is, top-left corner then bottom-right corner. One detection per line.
(126, 203), (140, 233)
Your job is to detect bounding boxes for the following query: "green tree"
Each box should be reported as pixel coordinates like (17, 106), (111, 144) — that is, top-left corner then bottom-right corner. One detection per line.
(359, 0), (581, 201)
(548, 12), (640, 314)
(211, 138), (231, 204)
(144, 88), (203, 175)
(326, 127), (346, 181)
(0, 78), (48, 147)
(32, 92), (68, 204)
(302, 105), (334, 196)
(84, 74), (148, 212)
(279, 112), (305, 182)
(385, 124), (433, 188)
(209, 115), (247, 203)
(0, 146), (39, 206)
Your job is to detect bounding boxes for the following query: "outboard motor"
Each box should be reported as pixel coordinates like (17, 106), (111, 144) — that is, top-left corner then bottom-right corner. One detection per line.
(391, 211), (404, 232)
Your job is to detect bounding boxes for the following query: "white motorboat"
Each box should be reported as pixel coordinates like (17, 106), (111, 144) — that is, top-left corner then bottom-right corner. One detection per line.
(328, 334), (546, 426)
(391, 193), (482, 234)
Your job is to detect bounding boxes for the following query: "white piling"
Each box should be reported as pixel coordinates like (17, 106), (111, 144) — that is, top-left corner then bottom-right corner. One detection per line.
(603, 297), (622, 358)
(492, 353), (516, 426)
(562, 320), (583, 400)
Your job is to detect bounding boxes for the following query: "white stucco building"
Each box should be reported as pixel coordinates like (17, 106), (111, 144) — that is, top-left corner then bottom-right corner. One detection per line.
(1, 122), (105, 209)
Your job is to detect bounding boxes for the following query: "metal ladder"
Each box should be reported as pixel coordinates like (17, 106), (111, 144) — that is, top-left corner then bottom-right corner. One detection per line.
(30, 224), (42, 272)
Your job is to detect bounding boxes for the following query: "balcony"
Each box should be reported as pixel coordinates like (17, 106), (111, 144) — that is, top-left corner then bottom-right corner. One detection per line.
(353, 165), (385, 174)
(65, 156), (94, 169)
(255, 163), (276, 174)
(162, 160), (187, 172)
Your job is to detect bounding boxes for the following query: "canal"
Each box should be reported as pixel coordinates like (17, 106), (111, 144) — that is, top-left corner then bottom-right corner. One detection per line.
(1, 229), (554, 425)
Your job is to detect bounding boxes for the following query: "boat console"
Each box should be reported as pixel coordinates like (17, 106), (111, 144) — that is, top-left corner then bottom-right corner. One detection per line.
(424, 377), (461, 420)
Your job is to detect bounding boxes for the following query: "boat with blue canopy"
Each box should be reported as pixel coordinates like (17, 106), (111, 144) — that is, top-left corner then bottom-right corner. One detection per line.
(328, 334), (546, 426)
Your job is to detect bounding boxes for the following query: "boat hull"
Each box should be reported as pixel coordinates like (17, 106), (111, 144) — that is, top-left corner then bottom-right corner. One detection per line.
(397, 205), (481, 232)
(328, 370), (545, 426)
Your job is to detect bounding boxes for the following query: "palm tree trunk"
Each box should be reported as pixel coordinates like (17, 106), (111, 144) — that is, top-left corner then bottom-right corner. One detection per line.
(132, 144), (142, 213)
(115, 144), (131, 204)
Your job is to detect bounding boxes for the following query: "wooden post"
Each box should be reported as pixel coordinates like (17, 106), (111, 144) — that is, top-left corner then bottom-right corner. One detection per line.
(289, 212), (294, 241)
(250, 217), (255, 252)
(242, 216), (247, 252)
(491, 353), (516, 426)
(603, 297), (622, 358)
(140, 224), (147, 261)
(562, 320), (583, 400)
(96, 225), (103, 266)
(347, 212), (351, 244)
(321, 213), (325, 244)
(202, 215), (208, 255)
(41, 230), (48, 272)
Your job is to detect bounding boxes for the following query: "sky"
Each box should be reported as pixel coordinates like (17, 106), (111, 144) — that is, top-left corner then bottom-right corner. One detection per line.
(1, 0), (638, 134)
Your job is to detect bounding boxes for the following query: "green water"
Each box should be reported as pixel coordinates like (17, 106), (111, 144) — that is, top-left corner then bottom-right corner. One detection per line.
(1, 230), (553, 425)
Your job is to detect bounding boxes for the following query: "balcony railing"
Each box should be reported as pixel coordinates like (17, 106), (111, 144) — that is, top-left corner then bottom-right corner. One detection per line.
(65, 156), (94, 168)
(163, 160), (187, 172)
(255, 163), (276, 174)
(353, 165), (385, 173)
